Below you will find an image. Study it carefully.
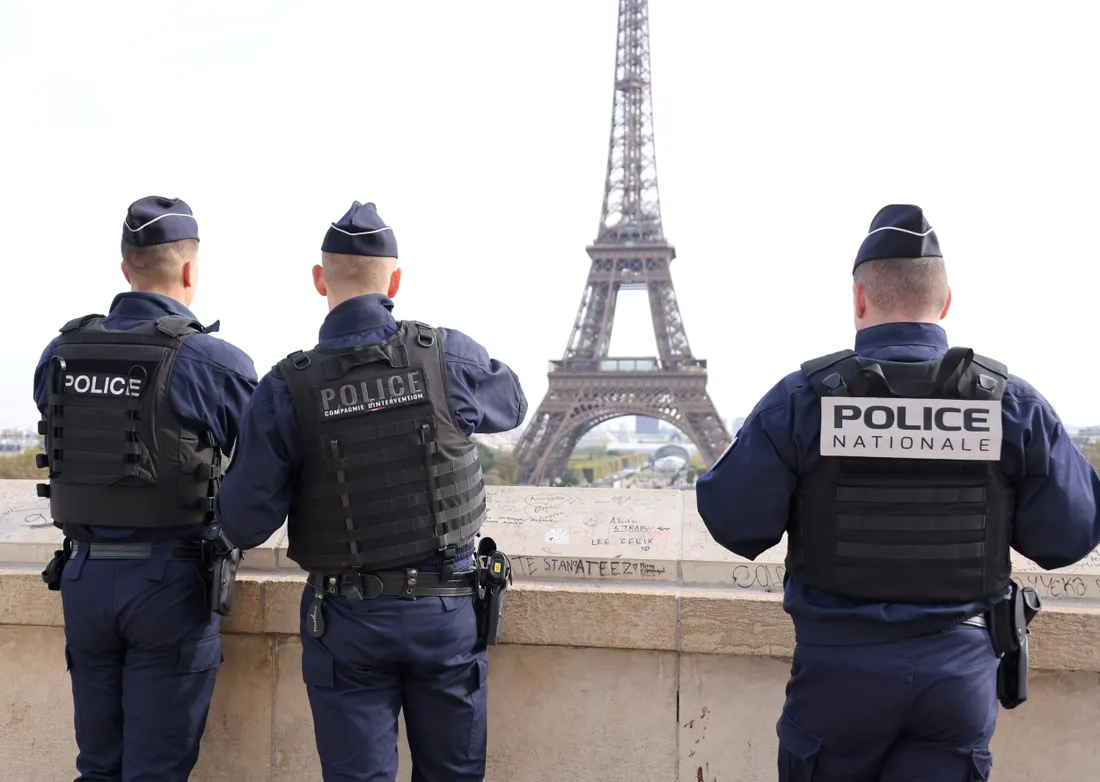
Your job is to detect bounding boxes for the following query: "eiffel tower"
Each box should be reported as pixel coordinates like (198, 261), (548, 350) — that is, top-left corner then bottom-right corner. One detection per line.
(513, 0), (731, 486)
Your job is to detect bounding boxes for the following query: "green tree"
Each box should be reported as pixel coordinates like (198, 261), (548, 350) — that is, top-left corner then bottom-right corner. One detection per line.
(475, 441), (497, 472)
(493, 453), (518, 484)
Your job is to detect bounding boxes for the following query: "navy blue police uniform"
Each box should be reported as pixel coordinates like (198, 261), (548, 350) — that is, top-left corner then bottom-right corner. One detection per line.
(33, 196), (258, 782)
(215, 200), (528, 782)
(696, 205), (1100, 782)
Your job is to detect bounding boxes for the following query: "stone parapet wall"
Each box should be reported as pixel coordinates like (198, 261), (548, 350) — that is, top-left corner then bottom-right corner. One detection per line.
(5, 482), (1100, 602)
(2, 483), (1100, 780)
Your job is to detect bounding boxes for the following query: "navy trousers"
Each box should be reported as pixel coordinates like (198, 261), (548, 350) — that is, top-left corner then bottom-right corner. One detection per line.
(299, 585), (488, 782)
(60, 553), (222, 782)
(776, 623), (1000, 781)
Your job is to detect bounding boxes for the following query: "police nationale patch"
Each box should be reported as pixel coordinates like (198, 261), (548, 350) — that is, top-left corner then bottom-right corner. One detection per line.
(315, 368), (428, 420)
(820, 397), (1003, 461)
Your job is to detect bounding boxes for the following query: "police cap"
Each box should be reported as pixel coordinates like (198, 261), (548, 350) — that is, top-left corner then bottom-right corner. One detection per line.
(122, 196), (199, 247)
(853, 204), (941, 272)
(321, 201), (398, 258)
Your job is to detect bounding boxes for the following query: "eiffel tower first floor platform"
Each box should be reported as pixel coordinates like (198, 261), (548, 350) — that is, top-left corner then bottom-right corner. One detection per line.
(513, 358), (732, 485)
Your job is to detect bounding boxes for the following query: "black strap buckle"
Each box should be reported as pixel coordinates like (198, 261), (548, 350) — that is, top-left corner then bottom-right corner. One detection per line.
(400, 568), (419, 600)
(821, 372), (849, 397)
(440, 545), (457, 581)
(415, 323), (435, 348)
(290, 351), (312, 370)
(974, 373), (998, 400)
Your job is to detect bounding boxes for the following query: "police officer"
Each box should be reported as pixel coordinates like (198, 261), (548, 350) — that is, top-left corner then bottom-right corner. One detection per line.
(32, 195), (258, 781)
(696, 204), (1100, 782)
(215, 200), (528, 781)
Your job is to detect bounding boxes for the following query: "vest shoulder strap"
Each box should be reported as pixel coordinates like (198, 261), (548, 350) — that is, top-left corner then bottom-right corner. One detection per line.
(959, 351), (1009, 401)
(59, 314), (105, 334)
(274, 349), (315, 379)
(153, 315), (205, 339)
(402, 319), (438, 348)
(800, 350), (858, 395)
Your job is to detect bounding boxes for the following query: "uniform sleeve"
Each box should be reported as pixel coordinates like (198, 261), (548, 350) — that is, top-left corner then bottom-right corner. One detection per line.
(214, 373), (304, 551)
(695, 380), (800, 561)
(32, 337), (60, 418)
(171, 336), (259, 454)
(438, 327), (528, 436)
(1003, 386), (1100, 570)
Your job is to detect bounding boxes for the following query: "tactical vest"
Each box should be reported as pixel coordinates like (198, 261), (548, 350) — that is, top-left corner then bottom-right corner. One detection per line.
(36, 314), (222, 529)
(276, 320), (486, 572)
(787, 346), (1015, 604)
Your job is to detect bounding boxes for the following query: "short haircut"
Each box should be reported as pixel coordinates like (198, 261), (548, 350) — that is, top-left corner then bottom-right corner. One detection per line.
(854, 256), (948, 319)
(120, 239), (198, 287)
(321, 252), (396, 292)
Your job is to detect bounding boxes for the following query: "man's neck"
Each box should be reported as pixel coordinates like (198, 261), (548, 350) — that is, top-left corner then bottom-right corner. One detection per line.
(858, 314), (940, 330)
(327, 289), (388, 311)
(130, 286), (187, 306)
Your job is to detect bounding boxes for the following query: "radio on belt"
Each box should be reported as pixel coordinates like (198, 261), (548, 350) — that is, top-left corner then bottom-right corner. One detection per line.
(474, 536), (513, 647)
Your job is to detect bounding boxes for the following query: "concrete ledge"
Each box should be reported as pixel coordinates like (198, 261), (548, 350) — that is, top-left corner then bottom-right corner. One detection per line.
(6, 567), (1100, 672)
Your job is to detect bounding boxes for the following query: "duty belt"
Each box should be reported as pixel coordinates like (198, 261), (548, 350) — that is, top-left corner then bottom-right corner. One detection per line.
(70, 541), (205, 562)
(309, 568), (477, 601)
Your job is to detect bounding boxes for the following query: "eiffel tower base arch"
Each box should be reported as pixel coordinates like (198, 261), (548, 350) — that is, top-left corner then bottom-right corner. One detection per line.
(513, 369), (729, 486)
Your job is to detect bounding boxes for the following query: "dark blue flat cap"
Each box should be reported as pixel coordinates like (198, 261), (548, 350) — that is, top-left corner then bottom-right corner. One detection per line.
(122, 196), (199, 247)
(853, 204), (941, 272)
(321, 201), (398, 258)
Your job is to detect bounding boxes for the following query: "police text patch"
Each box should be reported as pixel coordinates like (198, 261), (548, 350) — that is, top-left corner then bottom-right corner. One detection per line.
(64, 371), (145, 398)
(820, 398), (1003, 461)
(315, 368), (428, 420)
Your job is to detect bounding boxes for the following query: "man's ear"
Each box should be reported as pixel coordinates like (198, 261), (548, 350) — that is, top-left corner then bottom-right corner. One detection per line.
(120, 260), (131, 284)
(852, 281), (867, 319)
(312, 264), (327, 297)
(940, 286), (952, 319)
(181, 259), (196, 289)
(387, 267), (402, 299)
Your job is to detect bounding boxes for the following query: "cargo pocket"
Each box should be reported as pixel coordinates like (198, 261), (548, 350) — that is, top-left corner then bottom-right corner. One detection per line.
(969, 747), (993, 781)
(176, 634), (223, 674)
(301, 647), (353, 763)
(465, 655), (489, 760)
(440, 595), (473, 612)
(777, 712), (822, 782)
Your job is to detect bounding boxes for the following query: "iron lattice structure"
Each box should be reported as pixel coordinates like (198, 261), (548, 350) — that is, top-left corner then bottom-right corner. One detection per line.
(513, 0), (731, 486)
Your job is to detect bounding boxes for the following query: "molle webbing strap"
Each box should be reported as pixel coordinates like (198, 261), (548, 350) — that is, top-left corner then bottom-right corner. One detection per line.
(329, 438), (359, 560)
(834, 542), (986, 560)
(300, 447), (481, 504)
(313, 472), (485, 530)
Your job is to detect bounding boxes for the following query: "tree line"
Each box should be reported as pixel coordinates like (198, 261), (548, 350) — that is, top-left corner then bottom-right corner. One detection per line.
(7, 440), (1100, 481)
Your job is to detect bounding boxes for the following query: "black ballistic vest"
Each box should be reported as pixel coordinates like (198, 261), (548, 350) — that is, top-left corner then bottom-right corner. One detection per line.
(37, 314), (222, 529)
(277, 320), (486, 572)
(788, 346), (1015, 603)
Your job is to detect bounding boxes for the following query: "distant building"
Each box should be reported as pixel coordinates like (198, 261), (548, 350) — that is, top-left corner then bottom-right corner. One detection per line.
(0, 428), (40, 454)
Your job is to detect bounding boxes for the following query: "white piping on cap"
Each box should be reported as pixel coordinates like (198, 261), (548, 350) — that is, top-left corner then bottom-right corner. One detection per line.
(124, 213), (197, 233)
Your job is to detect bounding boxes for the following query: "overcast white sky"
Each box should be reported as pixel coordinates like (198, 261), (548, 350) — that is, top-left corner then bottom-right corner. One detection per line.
(2, 1), (1099, 432)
